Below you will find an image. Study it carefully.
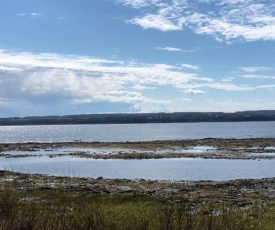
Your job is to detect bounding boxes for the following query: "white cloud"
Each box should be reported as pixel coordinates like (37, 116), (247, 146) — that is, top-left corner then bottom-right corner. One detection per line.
(1, 49), (275, 116)
(0, 65), (22, 72)
(0, 49), (210, 107)
(240, 74), (275, 79)
(126, 0), (188, 31)
(181, 63), (200, 70)
(179, 98), (192, 102)
(221, 77), (235, 82)
(183, 89), (205, 94)
(1, 69), (146, 105)
(239, 66), (273, 73)
(117, 0), (160, 9)
(136, 99), (173, 113)
(133, 84), (156, 90)
(204, 82), (275, 91)
(146, 98), (275, 113)
(118, 0), (275, 42)
(156, 47), (183, 52)
(16, 13), (42, 18)
(128, 14), (182, 31)
(204, 82), (252, 91)
(191, 2), (275, 42)
(0, 49), (123, 71)
(206, 99), (275, 113)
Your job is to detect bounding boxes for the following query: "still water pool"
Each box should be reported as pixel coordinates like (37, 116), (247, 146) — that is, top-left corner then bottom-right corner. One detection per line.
(1, 156), (275, 181)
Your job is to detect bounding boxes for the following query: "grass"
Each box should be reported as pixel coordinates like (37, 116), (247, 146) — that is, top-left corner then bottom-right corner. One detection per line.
(1, 179), (275, 229)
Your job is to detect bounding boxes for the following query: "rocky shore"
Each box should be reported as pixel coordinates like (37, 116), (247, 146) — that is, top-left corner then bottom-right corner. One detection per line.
(1, 170), (275, 208)
(1, 138), (275, 160)
(1, 138), (275, 207)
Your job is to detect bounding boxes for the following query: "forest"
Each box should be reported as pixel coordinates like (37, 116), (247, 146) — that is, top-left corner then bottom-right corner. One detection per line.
(1, 110), (275, 126)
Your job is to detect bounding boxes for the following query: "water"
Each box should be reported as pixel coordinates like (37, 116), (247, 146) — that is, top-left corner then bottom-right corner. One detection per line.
(0, 121), (275, 143)
(1, 156), (275, 181)
(1, 121), (275, 181)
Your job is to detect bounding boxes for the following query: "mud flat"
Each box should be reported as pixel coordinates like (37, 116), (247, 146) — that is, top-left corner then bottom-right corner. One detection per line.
(1, 138), (275, 160)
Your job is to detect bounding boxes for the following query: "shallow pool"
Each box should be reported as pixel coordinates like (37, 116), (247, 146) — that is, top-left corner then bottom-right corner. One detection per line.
(1, 156), (275, 181)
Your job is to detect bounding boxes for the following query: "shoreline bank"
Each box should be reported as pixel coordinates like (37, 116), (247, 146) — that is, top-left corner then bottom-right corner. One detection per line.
(1, 170), (275, 207)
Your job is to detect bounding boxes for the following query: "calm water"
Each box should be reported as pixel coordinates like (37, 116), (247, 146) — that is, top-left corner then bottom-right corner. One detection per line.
(1, 121), (275, 143)
(1, 156), (275, 181)
(1, 121), (275, 181)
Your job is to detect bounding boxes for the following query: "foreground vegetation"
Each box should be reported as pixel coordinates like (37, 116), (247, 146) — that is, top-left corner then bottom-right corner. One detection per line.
(1, 181), (275, 230)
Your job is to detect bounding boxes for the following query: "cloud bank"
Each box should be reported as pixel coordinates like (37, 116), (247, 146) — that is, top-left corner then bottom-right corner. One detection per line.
(0, 49), (274, 116)
(0, 49), (210, 115)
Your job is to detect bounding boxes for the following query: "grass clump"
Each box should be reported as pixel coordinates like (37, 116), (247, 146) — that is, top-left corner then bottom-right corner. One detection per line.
(1, 181), (275, 229)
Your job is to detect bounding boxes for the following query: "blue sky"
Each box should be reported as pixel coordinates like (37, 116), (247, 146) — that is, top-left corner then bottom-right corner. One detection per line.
(0, 0), (275, 117)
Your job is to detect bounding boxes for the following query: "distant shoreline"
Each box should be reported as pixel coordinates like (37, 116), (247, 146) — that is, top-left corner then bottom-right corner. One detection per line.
(1, 110), (275, 126)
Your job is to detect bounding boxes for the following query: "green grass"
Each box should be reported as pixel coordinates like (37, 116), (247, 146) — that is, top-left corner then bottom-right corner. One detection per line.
(1, 181), (275, 229)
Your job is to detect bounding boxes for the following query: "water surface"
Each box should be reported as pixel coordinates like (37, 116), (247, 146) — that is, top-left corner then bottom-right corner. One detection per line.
(1, 121), (275, 143)
(1, 157), (275, 181)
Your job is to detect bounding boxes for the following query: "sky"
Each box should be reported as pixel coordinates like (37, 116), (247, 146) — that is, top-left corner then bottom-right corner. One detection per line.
(0, 0), (275, 117)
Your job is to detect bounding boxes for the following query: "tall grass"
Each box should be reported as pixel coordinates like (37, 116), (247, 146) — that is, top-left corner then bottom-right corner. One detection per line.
(1, 180), (275, 229)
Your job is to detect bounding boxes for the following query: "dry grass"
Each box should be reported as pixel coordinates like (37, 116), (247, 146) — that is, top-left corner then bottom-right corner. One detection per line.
(1, 179), (275, 230)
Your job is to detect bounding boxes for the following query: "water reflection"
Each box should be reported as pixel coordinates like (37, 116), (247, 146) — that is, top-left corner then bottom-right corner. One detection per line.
(1, 121), (275, 143)
(1, 156), (275, 181)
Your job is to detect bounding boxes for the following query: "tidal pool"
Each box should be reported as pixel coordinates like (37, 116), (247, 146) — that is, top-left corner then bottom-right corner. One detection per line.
(1, 156), (275, 181)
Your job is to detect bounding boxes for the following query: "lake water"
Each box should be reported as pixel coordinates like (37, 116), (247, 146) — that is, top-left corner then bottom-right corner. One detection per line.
(1, 121), (275, 181)
(1, 121), (275, 143)
(1, 156), (275, 181)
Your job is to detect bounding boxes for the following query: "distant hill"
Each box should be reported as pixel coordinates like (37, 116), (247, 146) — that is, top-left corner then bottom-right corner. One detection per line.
(1, 110), (275, 126)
